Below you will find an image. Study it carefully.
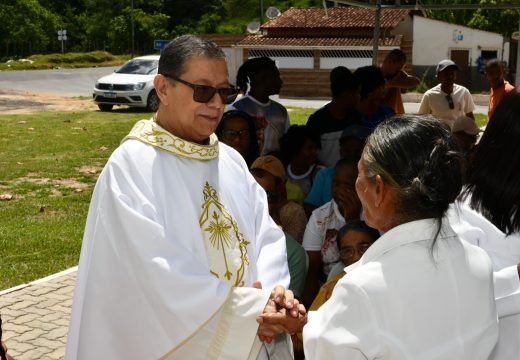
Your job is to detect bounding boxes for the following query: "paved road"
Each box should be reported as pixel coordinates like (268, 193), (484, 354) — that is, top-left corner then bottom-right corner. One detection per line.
(0, 67), (117, 96)
(0, 68), (489, 114)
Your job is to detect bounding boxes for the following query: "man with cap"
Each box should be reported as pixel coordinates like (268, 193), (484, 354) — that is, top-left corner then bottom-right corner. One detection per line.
(303, 124), (370, 216)
(451, 115), (481, 158)
(418, 59), (475, 127)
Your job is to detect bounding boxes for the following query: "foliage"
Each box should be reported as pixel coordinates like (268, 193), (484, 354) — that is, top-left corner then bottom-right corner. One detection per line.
(1, 0), (518, 58)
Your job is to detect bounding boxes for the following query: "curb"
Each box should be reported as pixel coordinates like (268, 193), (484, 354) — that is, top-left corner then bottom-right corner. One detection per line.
(0, 266), (78, 296)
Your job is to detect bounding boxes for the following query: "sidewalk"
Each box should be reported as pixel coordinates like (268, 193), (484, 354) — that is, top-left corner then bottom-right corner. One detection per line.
(0, 268), (77, 360)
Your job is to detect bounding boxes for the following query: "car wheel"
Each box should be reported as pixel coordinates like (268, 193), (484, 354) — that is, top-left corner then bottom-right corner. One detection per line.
(98, 104), (113, 111)
(147, 90), (160, 112)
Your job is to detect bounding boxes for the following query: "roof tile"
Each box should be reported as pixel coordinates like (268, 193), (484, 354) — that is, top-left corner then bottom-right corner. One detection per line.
(236, 35), (402, 48)
(262, 7), (410, 29)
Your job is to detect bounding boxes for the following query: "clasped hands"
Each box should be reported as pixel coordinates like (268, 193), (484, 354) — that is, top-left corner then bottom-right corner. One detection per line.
(254, 282), (307, 343)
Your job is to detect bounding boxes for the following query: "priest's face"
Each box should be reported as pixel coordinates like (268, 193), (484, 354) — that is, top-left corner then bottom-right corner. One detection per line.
(156, 56), (229, 143)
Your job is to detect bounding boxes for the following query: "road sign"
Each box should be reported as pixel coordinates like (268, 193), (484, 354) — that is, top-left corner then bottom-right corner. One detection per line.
(57, 29), (68, 53)
(154, 40), (170, 50)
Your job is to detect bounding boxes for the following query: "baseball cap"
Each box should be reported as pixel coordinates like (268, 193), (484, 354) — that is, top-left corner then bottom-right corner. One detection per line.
(436, 59), (459, 74)
(340, 125), (371, 142)
(250, 155), (287, 182)
(451, 116), (482, 135)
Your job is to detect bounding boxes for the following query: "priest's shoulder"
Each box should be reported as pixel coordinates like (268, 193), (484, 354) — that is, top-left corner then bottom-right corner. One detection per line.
(107, 138), (157, 169)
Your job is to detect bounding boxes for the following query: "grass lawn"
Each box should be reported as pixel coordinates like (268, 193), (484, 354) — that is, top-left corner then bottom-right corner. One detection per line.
(0, 105), (488, 290)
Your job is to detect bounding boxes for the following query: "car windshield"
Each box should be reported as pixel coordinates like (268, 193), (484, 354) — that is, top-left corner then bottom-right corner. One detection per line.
(116, 59), (158, 75)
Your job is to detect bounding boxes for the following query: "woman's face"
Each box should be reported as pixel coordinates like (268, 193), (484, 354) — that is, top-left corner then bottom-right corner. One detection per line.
(355, 158), (379, 230)
(220, 116), (251, 157)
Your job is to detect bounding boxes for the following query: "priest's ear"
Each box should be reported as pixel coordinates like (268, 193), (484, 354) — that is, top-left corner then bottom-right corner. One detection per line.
(154, 74), (170, 106)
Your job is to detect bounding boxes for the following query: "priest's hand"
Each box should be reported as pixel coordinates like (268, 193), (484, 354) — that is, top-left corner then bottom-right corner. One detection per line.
(257, 303), (307, 335)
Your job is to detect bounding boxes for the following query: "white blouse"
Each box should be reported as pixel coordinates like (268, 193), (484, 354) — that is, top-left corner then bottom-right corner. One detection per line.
(303, 218), (498, 360)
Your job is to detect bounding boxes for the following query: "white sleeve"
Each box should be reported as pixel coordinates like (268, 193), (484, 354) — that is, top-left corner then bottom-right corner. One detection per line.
(303, 279), (380, 359)
(302, 212), (322, 251)
(494, 265), (520, 318)
(464, 89), (476, 113)
(417, 93), (430, 114)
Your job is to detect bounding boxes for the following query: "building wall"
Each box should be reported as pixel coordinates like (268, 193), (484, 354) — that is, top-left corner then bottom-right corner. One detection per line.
(412, 16), (503, 66)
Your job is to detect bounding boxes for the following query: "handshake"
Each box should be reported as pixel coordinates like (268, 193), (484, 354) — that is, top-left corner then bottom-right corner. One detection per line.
(255, 282), (307, 343)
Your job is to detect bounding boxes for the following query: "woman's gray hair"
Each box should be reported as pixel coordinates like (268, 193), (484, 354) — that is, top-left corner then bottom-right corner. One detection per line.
(363, 114), (463, 227)
(158, 35), (226, 78)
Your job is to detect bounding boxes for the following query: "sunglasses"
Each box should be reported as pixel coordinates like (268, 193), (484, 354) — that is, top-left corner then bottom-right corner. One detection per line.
(222, 129), (250, 140)
(162, 74), (238, 104)
(445, 94), (455, 110)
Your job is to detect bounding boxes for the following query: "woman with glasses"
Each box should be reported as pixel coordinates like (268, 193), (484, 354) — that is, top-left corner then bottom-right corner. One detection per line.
(216, 110), (259, 167)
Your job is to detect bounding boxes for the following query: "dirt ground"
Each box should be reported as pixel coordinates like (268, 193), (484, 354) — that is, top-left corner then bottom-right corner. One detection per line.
(0, 89), (98, 114)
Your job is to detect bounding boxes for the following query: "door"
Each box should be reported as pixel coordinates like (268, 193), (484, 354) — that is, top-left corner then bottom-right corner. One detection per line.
(450, 49), (470, 88)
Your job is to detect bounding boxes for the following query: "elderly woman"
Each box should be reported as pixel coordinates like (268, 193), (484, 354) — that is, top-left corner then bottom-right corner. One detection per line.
(260, 115), (499, 359)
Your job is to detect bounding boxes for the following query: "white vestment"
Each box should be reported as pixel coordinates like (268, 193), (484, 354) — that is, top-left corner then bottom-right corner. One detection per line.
(303, 218), (498, 360)
(448, 201), (520, 360)
(65, 118), (290, 359)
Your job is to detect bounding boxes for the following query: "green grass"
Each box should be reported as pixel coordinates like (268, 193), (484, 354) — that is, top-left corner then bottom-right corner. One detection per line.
(0, 51), (131, 71)
(287, 106), (315, 125)
(0, 109), (149, 289)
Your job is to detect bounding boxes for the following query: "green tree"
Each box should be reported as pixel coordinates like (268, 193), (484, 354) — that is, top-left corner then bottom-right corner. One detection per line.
(0, 0), (60, 58)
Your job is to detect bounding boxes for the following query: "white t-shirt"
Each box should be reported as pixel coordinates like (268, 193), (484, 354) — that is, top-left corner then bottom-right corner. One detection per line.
(418, 83), (475, 127)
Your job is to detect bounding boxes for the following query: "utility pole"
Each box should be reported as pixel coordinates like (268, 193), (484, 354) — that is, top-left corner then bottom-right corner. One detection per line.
(131, 0), (135, 58)
(372, 0), (381, 66)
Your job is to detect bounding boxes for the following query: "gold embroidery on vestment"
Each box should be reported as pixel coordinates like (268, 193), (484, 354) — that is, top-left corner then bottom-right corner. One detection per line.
(199, 182), (250, 287)
(124, 119), (218, 160)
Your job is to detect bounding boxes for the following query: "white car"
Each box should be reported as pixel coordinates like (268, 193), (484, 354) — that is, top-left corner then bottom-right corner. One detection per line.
(93, 55), (160, 112)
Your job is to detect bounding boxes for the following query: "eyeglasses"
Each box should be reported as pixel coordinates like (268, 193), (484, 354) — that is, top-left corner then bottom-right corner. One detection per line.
(221, 129), (250, 140)
(339, 243), (372, 259)
(445, 94), (455, 110)
(162, 74), (238, 104)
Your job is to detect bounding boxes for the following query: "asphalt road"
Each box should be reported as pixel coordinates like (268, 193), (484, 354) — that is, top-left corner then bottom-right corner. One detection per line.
(0, 66), (118, 96)
(0, 67), (488, 113)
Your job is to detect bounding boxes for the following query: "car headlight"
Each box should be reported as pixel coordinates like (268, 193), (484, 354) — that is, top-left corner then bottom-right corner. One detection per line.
(133, 82), (147, 91)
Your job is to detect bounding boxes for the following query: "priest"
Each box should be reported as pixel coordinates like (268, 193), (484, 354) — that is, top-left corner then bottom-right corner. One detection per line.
(66, 35), (303, 360)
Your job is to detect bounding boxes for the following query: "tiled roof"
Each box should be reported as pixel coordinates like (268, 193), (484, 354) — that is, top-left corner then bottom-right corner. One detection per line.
(262, 7), (410, 29)
(236, 35), (402, 48)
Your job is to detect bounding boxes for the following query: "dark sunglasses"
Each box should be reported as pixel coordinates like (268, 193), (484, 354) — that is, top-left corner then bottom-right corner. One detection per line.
(222, 129), (250, 140)
(445, 94), (455, 110)
(162, 74), (238, 104)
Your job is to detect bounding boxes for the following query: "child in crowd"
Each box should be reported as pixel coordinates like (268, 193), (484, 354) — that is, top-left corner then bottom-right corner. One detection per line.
(228, 57), (290, 155)
(280, 125), (323, 205)
(485, 59), (515, 120)
(310, 221), (379, 310)
(381, 49), (420, 114)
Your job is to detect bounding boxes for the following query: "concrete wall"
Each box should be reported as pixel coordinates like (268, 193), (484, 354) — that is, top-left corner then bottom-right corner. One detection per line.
(412, 16), (504, 66)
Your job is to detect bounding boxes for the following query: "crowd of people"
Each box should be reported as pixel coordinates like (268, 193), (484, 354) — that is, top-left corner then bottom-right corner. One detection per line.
(1, 34), (515, 359)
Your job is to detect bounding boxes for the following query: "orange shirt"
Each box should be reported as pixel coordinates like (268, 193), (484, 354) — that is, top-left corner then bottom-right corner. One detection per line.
(488, 80), (515, 120)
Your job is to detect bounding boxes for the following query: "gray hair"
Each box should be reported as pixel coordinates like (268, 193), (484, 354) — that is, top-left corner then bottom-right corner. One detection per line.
(158, 35), (226, 78)
(363, 114), (463, 227)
